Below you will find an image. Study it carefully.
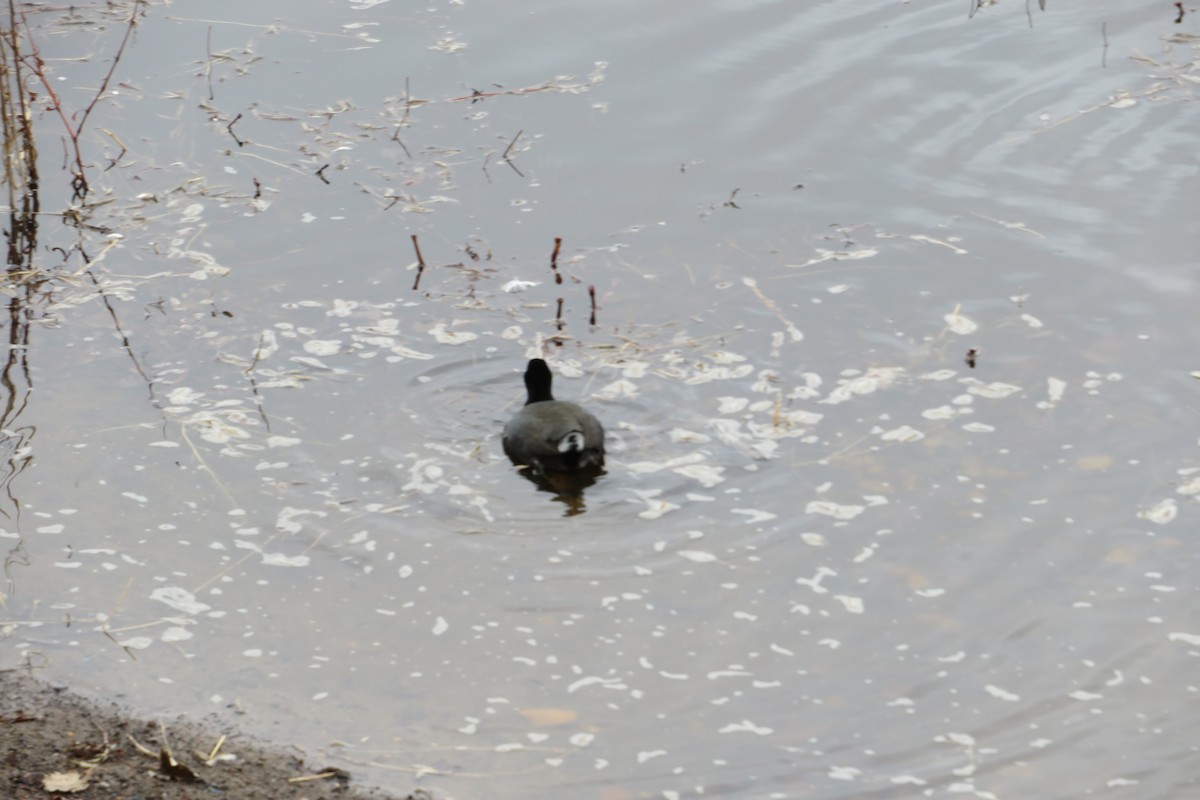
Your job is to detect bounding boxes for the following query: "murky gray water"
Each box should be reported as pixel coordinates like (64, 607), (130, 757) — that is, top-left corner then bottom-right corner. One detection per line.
(4, 1), (1199, 797)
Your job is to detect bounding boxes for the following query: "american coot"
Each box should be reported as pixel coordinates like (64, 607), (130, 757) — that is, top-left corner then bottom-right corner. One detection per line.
(503, 358), (605, 474)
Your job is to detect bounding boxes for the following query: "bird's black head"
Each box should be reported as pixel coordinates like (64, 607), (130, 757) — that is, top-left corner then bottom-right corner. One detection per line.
(524, 358), (555, 404)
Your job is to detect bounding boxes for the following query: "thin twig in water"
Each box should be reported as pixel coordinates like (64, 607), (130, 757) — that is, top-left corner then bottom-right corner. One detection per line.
(392, 77), (414, 158)
(226, 113), (245, 147)
(447, 73), (597, 102)
(247, 375), (270, 431)
(87, 272), (159, 403)
(502, 129), (523, 161)
(393, 127), (412, 160)
(245, 331), (268, 375)
(100, 129), (127, 171)
(550, 237), (563, 285)
(180, 425), (237, 508)
(244, 333), (272, 430)
(232, 150), (308, 176)
(743, 277), (803, 342)
(501, 129), (525, 177)
(411, 234), (426, 290)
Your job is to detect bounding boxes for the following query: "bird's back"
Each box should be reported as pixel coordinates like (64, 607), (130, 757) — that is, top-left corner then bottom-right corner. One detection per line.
(503, 400), (605, 471)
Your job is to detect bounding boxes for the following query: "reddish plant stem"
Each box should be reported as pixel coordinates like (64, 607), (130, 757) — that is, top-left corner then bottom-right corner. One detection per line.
(17, 0), (145, 198)
(550, 237), (563, 285)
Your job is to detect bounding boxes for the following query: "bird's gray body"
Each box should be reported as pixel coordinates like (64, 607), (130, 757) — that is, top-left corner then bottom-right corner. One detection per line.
(503, 400), (605, 472)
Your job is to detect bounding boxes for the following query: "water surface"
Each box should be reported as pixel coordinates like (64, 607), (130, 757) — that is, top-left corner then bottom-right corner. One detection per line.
(4, 2), (1199, 798)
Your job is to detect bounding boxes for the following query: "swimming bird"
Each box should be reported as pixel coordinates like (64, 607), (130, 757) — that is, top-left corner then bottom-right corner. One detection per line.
(503, 358), (605, 474)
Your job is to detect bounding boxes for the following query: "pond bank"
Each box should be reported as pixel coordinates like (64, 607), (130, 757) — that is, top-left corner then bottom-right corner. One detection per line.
(0, 671), (420, 800)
